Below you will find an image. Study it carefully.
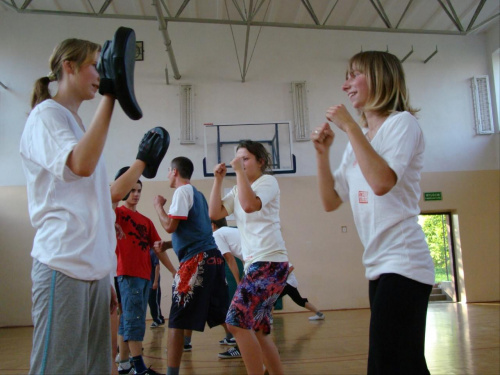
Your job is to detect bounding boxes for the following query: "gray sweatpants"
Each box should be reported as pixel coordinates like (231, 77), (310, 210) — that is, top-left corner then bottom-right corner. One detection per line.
(30, 259), (111, 375)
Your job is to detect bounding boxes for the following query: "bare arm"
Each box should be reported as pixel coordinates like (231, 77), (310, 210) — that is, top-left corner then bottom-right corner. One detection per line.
(223, 252), (241, 284)
(153, 240), (177, 277)
(209, 163), (229, 220)
(153, 195), (179, 233)
(66, 96), (115, 177)
(152, 264), (160, 290)
(109, 160), (146, 203)
(311, 122), (343, 211)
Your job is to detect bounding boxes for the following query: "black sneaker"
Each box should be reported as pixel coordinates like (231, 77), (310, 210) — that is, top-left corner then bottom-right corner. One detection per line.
(218, 347), (242, 358)
(118, 366), (134, 374)
(150, 321), (164, 328)
(183, 343), (192, 352)
(218, 337), (237, 346)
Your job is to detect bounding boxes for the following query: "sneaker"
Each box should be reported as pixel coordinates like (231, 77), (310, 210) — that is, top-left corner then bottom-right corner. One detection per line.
(219, 337), (237, 346)
(150, 321), (163, 328)
(134, 367), (162, 375)
(218, 347), (242, 359)
(308, 313), (325, 321)
(117, 366), (134, 374)
(183, 343), (192, 352)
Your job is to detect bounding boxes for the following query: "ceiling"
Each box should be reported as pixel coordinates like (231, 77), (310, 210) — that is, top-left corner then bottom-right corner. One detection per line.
(1, 0), (499, 81)
(1, 0), (498, 35)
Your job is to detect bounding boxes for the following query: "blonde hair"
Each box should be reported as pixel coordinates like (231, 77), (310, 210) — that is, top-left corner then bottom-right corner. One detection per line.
(30, 38), (101, 109)
(347, 51), (418, 126)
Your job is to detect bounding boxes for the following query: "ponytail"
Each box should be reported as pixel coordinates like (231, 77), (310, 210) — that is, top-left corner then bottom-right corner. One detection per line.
(30, 76), (52, 109)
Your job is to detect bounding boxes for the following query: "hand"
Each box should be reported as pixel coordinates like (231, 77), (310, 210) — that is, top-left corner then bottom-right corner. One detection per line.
(326, 104), (357, 133)
(230, 156), (244, 173)
(152, 282), (158, 290)
(154, 195), (167, 208)
(213, 163), (227, 179)
(153, 240), (166, 254)
(171, 271), (177, 278)
(115, 223), (126, 240)
(110, 285), (118, 315)
(311, 122), (335, 154)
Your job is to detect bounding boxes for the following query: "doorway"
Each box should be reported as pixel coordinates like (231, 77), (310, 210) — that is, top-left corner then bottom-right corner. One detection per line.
(418, 212), (458, 302)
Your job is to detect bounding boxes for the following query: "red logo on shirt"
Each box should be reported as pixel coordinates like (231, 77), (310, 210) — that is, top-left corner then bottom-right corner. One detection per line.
(358, 191), (369, 204)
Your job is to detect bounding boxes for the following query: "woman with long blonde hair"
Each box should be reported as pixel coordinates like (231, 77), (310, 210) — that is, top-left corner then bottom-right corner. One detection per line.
(312, 51), (434, 375)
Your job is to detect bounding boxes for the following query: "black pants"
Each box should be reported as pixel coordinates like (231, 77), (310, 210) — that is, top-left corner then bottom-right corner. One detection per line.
(148, 284), (165, 324)
(278, 284), (308, 307)
(368, 273), (432, 375)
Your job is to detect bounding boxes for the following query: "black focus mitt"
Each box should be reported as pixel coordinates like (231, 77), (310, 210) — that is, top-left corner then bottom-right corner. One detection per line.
(114, 166), (131, 201)
(137, 127), (170, 179)
(97, 27), (143, 120)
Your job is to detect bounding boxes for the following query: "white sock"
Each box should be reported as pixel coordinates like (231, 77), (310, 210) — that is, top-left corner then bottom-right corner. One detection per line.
(118, 360), (131, 370)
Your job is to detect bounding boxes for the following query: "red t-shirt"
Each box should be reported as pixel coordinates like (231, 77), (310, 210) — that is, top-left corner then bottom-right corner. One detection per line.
(115, 206), (161, 280)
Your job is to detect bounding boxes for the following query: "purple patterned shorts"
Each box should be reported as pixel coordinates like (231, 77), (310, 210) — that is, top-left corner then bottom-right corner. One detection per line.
(226, 261), (289, 334)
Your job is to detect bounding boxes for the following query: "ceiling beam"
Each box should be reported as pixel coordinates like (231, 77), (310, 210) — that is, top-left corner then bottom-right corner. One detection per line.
(98, 0), (112, 15)
(396, 0), (415, 29)
(369, 0), (392, 29)
(301, 0), (320, 25)
(241, 0), (254, 82)
(20, 0), (32, 10)
(437, 0), (463, 32)
(322, 0), (340, 26)
(467, 0), (487, 31)
(231, 0), (246, 22)
(4, 6), (478, 36)
(153, 0), (181, 80)
(175, 0), (191, 18)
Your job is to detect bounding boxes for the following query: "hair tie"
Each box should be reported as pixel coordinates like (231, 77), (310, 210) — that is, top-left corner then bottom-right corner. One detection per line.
(47, 72), (57, 82)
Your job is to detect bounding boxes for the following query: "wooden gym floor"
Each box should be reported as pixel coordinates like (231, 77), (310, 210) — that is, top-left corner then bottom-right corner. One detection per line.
(1, 302), (498, 374)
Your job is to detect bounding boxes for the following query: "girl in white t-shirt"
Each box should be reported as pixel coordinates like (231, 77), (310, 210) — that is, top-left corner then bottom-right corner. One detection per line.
(209, 140), (289, 375)
(311, 51), (434, 375)
(20, 38), (148, 375)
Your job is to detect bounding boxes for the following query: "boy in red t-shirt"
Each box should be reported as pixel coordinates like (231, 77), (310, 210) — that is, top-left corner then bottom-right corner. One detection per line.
(115, 179), (167, 375)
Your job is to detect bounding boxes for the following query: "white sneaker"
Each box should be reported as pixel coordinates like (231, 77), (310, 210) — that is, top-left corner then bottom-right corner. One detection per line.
(308, 313), (325, 321)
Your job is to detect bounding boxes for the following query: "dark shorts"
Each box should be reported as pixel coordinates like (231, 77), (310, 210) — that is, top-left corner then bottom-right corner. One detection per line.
(169, 249), (228, 332)
(226, 261), (289, 335)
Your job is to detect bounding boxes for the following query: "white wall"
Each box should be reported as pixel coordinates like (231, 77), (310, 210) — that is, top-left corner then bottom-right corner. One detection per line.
(0, 11), (499, 327)
(0, 11), (499, 188)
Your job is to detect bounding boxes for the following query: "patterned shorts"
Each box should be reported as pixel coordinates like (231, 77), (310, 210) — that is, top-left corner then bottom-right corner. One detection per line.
(226, 261), (289, 335)
(169, 249), (228, 332)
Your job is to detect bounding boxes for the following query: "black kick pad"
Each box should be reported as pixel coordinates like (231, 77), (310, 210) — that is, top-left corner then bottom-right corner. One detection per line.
(98, 27), (143, 120)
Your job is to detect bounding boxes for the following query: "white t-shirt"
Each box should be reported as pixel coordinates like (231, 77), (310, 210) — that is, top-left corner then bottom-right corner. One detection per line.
(213, 226), (243, 261)
(222, 174), (288, 269)
(334, 111), (434, 285)
(20, 99), (116, 281)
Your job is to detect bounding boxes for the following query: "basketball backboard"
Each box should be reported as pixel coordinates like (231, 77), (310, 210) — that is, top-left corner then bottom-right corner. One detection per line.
(203, 122), (296, 177)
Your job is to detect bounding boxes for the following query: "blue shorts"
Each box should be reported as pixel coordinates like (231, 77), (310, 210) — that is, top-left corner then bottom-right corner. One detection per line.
(226, 261), (289, 335)
(117, 276), (150, 342)
(169, 249), (228, 332)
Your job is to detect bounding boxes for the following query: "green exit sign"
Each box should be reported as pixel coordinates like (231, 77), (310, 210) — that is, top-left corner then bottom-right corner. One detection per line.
(424, 192), (442, 201)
